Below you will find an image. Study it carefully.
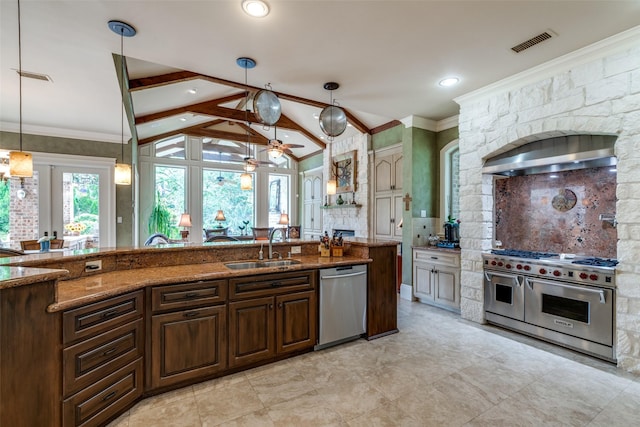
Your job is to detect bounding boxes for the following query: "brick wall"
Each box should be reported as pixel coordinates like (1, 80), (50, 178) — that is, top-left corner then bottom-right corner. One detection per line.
(9, 171), (39, 249)
(457, 42), (640, 372)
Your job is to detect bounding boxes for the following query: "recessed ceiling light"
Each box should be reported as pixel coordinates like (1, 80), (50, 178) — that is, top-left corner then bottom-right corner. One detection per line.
(312, 113), (319, 119)
(439, 77), (460, 87)
(549, 174), (559, 178)
(187, 88), (197, 94)
(347, 123), (353, 127)
(179, 117), (187, 122)
(241, 0), (269, 18)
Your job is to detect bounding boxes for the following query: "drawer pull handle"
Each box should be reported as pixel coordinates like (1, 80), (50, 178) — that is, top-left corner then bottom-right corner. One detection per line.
(184, 293), (199, 299)
(184, 311), (199, 318)
(101, 309), (118, 319)
(271, 282), (283, 288)
(431, 256), (438, 260)
(102, 347), (117, 357)
(102, 391), (117, 402)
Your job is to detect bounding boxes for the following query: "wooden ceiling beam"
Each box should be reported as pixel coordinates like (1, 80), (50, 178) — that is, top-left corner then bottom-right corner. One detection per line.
(129, 70), (372, 135)
(137, 119), (223, 145)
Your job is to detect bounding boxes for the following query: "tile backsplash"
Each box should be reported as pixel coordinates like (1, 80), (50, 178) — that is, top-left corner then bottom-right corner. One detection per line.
(494, 167), (617, 258)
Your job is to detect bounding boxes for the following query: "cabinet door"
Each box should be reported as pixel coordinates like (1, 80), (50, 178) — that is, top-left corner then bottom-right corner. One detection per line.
(276, 291), (316, 354)
(150, 305), (227, 389)
(228, 297), (275, 368)
(374, 195), (393, 238)
(393, 153), (403, 190)
(414, 262), (434, 301)
(393, 193), (404, 239)
(434, 266), (460, 310)
(375, 157), (393, 192)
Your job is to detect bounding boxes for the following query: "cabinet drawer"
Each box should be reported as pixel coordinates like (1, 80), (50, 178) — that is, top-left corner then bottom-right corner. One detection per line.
(151, 280), (227, 313)
(63, 319), (143, 396)
(63, 358), (142, 427)
(229, 271), (315, 300)
(413, 249), (460, 267)
(63, 291), (143, 345)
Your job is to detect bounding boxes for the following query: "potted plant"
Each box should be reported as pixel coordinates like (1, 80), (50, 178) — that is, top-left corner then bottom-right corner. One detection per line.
(148, 193), (174, 237)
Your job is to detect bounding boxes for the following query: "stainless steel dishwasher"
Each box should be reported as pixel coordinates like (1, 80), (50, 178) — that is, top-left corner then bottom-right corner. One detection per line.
(315, 264), (367, 350)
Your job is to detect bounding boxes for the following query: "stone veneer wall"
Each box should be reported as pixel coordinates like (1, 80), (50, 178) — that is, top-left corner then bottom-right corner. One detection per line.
(457, 41), (640, 372)
(323, 134), (369, 237)
(8, 172), (39, 250)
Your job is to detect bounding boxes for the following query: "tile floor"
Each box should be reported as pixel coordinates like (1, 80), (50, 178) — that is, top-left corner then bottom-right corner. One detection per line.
(108, 299), (640, 426)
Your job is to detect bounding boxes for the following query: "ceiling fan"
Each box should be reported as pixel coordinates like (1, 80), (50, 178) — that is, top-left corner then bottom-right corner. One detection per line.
(261, 127), (304, 158)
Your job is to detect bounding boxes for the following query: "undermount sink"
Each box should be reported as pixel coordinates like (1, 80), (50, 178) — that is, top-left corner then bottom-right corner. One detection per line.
(224, 259), (302, 270)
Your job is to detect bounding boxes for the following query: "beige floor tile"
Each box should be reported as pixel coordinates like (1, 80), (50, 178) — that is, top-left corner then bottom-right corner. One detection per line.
(195, 378), (265, 425)
(210, 409), (274, 427)
(248, 367), (316, 407)
(589, 381), (640, 426)
(347, 400), (423, 427)
(128, 385), (195, 416)
(314, 377), (389, 421)
(128, 394), (201, 427)
(266, 390), (346, 426)
(105, 410), (129, 427)
(395, 386), (488, 426)
(463, 396), (564, 426)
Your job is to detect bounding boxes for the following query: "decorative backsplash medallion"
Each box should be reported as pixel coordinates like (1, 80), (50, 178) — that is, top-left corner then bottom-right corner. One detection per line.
(494, 167), (617, 257)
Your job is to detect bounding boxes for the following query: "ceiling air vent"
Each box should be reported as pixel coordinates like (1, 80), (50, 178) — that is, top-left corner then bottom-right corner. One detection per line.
(511, 31), (553, 53)
(15, 69), (53, 82)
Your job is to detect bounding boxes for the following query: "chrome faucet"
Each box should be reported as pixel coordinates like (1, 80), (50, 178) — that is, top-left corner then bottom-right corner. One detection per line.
(268, 228), (286, 259)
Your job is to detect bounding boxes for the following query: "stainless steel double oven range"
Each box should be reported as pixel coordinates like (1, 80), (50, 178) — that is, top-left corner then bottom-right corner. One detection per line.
(483, 250), (617, 362)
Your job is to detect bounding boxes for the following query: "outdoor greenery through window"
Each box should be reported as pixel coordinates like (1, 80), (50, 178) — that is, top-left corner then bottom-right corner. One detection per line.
(268, 173), (289, 228)
(63, 172), (100, 240)
(203, 169), (254, 235)
(0, 182), (9, 245)
(149, 166), (185, 239)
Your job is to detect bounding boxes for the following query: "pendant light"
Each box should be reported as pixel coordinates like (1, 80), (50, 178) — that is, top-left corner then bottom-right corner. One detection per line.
(9, 0), (33, 178)
(237, 57), (255, 190)
(319, 82), (347, 139)
(326, 138), (337, 195)
(109, 20), (136, 186)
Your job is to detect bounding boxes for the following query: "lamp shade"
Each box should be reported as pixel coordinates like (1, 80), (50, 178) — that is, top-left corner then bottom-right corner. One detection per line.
(326, 179), (337, 195)
(9, 151), (33, 178)
(114, 162), (132, 185)
(240, 172), (252, 190)
(178, 213), (192, 227)
(215, 210), (226, 222)
(268, 146), (283, 158)
(278, 212), (289, 225)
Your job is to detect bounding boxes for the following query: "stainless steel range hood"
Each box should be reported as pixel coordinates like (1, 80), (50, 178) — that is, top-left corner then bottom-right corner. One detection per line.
(482, 135), (617, 176)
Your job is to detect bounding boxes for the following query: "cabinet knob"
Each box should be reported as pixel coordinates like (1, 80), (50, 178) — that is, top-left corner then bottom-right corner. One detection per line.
(269, 304), (274, 310)
(278, 302), (283, 309)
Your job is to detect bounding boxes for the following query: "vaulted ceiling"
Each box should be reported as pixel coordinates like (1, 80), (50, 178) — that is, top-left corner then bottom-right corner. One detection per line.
(1, 1), (639, 160)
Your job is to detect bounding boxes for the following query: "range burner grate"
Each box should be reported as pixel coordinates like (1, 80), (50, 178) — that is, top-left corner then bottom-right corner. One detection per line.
(490, 249), (558, 259)
(572, 258), (619, 267)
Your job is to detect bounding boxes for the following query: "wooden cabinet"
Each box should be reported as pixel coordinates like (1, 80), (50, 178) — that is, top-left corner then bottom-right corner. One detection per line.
(366, 245), (399, 339)
(374, 152), (403, 240)
(302, 171), (323, 239)
(413, 248), (460, 312)
(62, 291), (144, 427)
(148, 280), (227, 390)
(228, 271), (316, 368)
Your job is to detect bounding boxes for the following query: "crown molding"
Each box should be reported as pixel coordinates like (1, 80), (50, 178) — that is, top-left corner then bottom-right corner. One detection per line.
(0, 122), (125, 144)
(455, 25), (640, 107)
(436, 115), (459, 132)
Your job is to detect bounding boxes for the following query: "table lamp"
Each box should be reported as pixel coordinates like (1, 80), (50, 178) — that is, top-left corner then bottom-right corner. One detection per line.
(178, 213), (192, 240)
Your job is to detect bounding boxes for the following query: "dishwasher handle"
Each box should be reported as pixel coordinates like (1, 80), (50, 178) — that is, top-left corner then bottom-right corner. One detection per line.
(321, 271), (367, 280)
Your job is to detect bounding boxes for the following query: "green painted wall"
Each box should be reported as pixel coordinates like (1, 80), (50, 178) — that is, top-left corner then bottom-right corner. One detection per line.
(437, 126), (459, 151)
(371, 125), (403, 151)
(0, 131), (134, 247)
(298, 152), (323, 172)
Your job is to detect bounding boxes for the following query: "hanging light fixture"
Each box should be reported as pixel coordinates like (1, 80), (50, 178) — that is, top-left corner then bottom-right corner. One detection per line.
(9, 0), (33, 178)
(326, 138), (337, 195)
(108, 20), (136, 186)
(319, 82), (347, 139)
(237, 57), (255, 191)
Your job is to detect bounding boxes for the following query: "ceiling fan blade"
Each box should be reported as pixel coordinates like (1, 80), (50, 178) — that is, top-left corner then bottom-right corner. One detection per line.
(282, 143), (305, 149)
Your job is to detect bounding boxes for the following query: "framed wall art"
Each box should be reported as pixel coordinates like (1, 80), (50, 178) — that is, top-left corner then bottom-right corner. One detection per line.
(332, 150), (357, 193)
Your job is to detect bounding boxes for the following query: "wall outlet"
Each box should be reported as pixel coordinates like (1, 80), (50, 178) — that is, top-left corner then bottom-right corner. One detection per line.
(420, 210), (427, 218)
(290, 246), (301, 254)
(85, 260), (102, 272)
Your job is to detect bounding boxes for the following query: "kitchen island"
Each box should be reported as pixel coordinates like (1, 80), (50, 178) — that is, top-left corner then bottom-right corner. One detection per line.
(0, 238), (397, 427)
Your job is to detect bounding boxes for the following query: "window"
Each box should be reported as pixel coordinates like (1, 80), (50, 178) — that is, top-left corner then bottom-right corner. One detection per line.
(151, 165), (185, 239)
(202, 169), (254, 235)
(0, 180), (9, 247)
(155, 135), (186, 160)
(440, 140), (460, 222)
(268, 173), (289, 227)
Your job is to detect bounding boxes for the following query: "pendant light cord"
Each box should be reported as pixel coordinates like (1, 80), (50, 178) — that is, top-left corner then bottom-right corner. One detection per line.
(17, 0), (23, 152)
(120, 27), (125, 163)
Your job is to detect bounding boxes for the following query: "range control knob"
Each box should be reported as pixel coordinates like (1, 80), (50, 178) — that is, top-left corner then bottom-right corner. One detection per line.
(497, 262), (504, 267)
(579, 272), (588, 280)
(516, 264), (523, 270)
(524, 265), (531, 271)
(539, 268), (547, 274)
(590, 274), (598, 281)
(553, 270), (561, 277)
(491, 261), (497, 266)
(505, 264), (512, 269)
